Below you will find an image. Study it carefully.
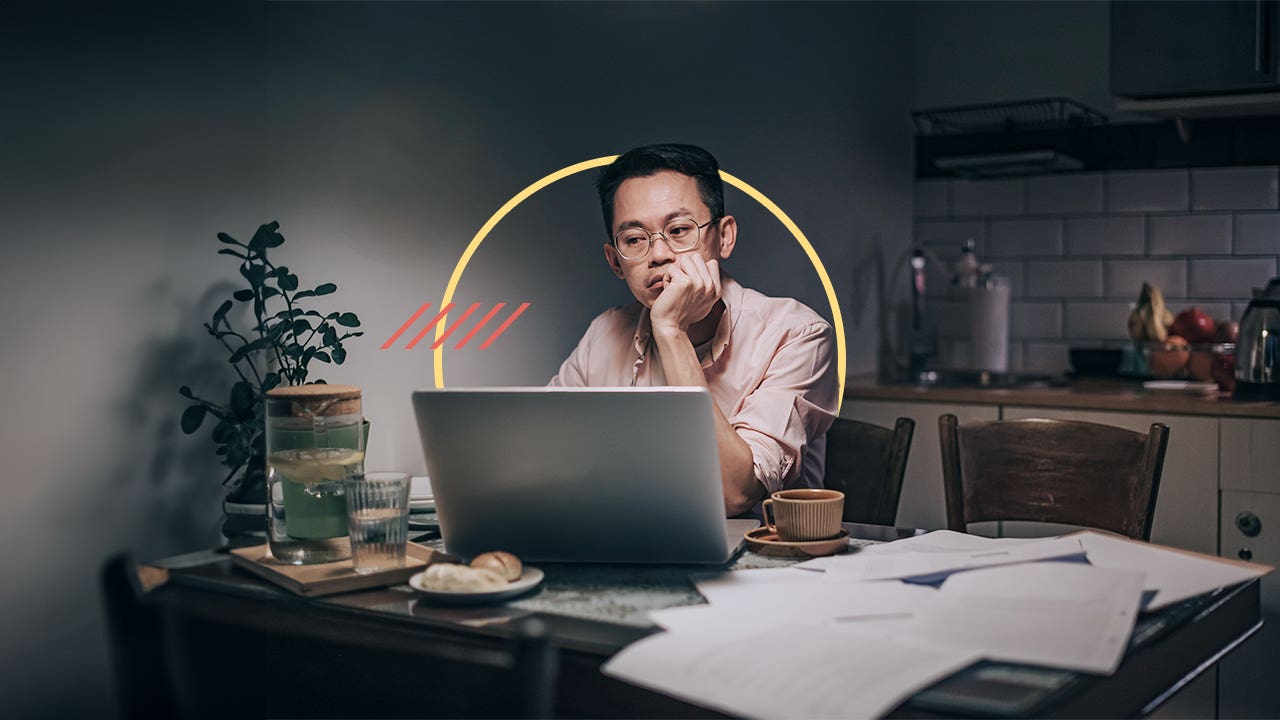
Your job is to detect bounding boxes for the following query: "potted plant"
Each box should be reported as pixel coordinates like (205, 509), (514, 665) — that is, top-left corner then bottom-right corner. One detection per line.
(179, 221), (363, 535)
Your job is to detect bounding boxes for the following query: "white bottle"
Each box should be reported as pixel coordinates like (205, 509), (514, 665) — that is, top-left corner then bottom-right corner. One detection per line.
(953, 239), (980, 290)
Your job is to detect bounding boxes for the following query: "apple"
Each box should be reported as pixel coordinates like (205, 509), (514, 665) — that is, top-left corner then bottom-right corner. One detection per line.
(1211, 353), (1236, 391)
(1170, 307), (1216, 344)
(1213, 320), (1239, 344)
(1149, 335), (1191, 378)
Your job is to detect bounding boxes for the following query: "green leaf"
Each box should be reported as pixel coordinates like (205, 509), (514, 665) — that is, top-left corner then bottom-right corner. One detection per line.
(263, 372), (282, 392)
(181, 405), (207, 434)
(279, 273), (299, 292)
(178, 385), (194, 399)
(261, 230), (285, 248)
(322, 325), (337, 346)
(215, 446), (228, 456)
(229, 381), (256, 419)
(217, 232), (240, 245)
(239, 262), (266, 287)
(273, 308), (304, 320)
(248, 221), (281, 250)
(313, 283), (337, 296)
(313, 351), (331, 363)
(211, 421), (232, 444)
(218, 248), (249, 260)
(292, 319), (311, 334)
(273, 265), (289, 278)
(291, 290), (315, 300)
(336, 312), (360, 328)
(212, 300), (233, 327)
(261, 286), (280, 299)
(331, 346), (347, 365)
(233, 289), (255, 302)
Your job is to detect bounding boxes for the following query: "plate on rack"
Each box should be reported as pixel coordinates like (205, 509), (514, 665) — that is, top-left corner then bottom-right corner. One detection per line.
(1142, 380), (1219, 396)
(409, 476), (435, 511)
(408, 566), (544, 604)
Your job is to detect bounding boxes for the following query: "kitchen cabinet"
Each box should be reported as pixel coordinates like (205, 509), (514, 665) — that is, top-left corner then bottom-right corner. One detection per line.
(1219, 492), (1280, 718)
(1221, 418), (1280, 494)
(1111, 0), (1280, 99)
(840, 400), (998, 531)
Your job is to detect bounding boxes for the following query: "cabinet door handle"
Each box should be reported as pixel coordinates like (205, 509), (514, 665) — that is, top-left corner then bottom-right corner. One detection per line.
(1236, 511), (1263, 537)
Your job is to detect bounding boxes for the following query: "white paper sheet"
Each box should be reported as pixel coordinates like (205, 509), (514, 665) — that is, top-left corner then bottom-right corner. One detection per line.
(1075, 531), (1270, 610)
(603, 622), (982, 720)
(904, 562), (1145, 675)
(814, 536), (1086, 583)
(651, 580), (934, 636)
(796, 529), (1044, 572)
(690, 567), (825, 606)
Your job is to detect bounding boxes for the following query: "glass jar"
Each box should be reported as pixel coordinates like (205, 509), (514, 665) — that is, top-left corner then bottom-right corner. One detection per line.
(265, 384), (364, 564)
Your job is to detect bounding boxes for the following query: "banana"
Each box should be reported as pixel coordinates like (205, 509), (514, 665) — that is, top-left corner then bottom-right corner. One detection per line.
(1128, 282), (1172, 342)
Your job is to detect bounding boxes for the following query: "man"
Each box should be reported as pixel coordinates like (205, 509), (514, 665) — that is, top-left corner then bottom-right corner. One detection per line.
(550, 144), (838, 517)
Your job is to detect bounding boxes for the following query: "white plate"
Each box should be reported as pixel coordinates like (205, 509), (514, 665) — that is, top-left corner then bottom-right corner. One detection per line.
(1142, 380), (1219, 396)
(408, 566), (544, 604)
(410, 476), (433, 500)
(409, 498), (436, 512)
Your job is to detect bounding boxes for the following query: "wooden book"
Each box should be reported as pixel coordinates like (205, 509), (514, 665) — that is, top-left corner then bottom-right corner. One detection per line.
(229, 542), (454, 597)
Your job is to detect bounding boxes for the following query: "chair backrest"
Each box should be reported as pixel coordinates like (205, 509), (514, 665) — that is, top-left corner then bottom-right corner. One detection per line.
(823, 416), (915, 525)
(938, 414), (1170, 540)
(100, 554), (178, 719)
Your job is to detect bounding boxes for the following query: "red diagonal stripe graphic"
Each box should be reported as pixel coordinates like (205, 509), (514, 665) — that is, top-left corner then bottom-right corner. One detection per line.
(453, 303), (506, 350)
(430, 303), (482, 350)
(404, 303), (455, 349)
(381, 302), (432, 349)
(479, 302), (531, 349)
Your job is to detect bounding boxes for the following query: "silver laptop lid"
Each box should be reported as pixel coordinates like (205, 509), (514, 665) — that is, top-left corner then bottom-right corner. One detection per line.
(412, 387), (730, 564)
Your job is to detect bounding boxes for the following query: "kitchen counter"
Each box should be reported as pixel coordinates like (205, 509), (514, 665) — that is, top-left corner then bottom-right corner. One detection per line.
(844, 374), (1280, 419)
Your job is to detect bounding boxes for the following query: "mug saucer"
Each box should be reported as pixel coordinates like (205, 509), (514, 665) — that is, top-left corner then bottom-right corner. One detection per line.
(744, 527), (850, 558)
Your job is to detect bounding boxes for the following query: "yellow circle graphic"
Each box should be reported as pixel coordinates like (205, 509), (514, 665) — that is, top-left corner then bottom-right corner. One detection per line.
(435, 156), (846, 411)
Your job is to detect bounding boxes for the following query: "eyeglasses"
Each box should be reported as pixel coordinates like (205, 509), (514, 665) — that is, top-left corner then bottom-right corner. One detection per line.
(612, 216), (721, 261)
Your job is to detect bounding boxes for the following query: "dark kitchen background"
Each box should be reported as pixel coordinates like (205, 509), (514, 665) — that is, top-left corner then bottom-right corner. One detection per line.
(1, 1), (1276, 716)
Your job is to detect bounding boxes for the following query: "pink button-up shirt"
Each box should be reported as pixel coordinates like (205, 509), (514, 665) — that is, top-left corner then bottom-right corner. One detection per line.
(549, 274), (839, 497)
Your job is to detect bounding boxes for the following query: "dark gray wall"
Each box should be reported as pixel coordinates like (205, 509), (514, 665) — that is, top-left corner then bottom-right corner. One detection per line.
(0, 2), (913, 715)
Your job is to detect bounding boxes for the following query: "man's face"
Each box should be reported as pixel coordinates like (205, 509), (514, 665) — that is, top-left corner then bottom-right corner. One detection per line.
(603, 170), (736, 308)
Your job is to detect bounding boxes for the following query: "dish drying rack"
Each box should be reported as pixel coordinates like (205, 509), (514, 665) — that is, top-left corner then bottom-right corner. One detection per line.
(913, 97), (1108, 136)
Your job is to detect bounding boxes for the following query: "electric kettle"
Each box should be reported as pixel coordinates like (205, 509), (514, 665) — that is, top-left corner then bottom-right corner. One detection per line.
(1234, 277), (1280, 401)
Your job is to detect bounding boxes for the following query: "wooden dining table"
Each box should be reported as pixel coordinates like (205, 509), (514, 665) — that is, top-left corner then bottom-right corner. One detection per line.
(143, 522), (1262, 719)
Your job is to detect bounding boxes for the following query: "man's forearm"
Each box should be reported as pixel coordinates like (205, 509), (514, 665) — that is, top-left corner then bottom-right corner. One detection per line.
(652, 328), (760, 515)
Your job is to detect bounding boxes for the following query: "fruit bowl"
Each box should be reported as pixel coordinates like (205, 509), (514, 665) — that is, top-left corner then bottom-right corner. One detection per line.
(1137, 341), (1235, 388)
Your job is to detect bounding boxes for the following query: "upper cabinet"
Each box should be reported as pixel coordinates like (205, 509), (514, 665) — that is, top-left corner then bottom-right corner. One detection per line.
(1111, 0), (1280, 98)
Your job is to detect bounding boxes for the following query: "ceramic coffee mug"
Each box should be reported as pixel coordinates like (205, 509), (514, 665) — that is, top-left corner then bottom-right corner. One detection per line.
(761, 488), (844, 541)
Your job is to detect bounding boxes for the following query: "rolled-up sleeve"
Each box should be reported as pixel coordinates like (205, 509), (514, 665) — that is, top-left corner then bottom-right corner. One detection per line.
(730, 321), (838, 493)
(548, 320), (594, 388)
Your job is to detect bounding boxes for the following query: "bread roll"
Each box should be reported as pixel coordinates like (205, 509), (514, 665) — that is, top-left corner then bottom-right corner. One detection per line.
(421, 563), (507, 592)
(470, 551), (523, 581)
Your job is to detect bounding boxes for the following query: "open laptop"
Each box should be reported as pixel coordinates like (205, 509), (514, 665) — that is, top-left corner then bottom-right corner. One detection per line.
(411, 387), (738, 564)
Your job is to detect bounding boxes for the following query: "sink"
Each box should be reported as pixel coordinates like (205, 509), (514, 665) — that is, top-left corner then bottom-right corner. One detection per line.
(890, 370), (1071, 389)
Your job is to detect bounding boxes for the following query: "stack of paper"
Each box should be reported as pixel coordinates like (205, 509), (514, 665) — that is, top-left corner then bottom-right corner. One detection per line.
(601, 530), (1270, 719)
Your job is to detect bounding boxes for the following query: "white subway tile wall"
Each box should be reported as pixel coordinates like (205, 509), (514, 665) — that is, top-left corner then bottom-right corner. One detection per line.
(988, 218), (1063, 257)
(911, 167), (1280, 373)
(1106, 170), (1189, 213)
(1026, 173), (1105, 215)
(1066, 216), (1146, 256)
(1190, 167), (1279, 211)
(1148, 214), (1232, 255)
(951, 178), (1024, 216)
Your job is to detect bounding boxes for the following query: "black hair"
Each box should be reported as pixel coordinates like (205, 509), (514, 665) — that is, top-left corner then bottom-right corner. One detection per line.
(595, 143), (725, 237)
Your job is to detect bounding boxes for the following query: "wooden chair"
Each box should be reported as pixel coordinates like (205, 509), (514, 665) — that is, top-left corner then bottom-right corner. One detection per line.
(938, 414), (1170, 540)
(823, 416), (915, 525)
(100, 554), (178, 719)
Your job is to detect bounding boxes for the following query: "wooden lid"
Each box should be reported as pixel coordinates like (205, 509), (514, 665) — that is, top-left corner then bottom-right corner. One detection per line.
(266, 384), (361, 417)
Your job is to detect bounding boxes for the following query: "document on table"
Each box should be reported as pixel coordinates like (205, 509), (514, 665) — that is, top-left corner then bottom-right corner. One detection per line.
(1075, 531), (1271, 610)
(603, 621), (982, 720)
(796, 529), (1042, 571)
(904, 561), (1146, 675)
(652, 580), (934, 636)
(813, 535), (1087, 584)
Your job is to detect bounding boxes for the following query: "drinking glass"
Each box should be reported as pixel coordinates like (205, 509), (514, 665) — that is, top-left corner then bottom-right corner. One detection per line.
(344, 471), (411, 574)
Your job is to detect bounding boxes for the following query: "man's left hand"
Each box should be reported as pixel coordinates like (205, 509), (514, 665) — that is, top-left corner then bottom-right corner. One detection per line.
(650, 255), (721, 337)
